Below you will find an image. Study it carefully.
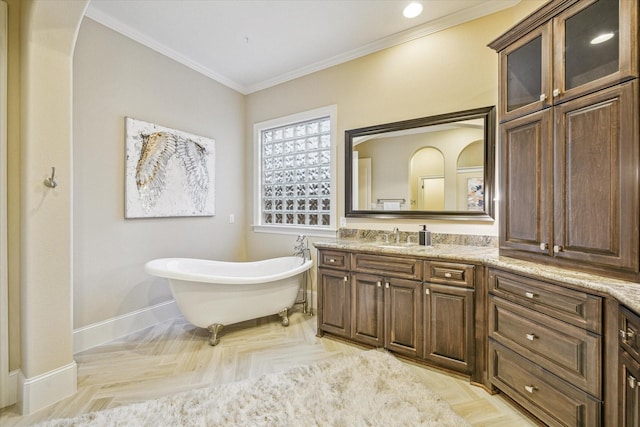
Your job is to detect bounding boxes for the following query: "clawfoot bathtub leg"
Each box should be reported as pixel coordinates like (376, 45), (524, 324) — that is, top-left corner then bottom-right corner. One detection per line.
(278, 308), (290, 327)
(207, 323), (224, 346)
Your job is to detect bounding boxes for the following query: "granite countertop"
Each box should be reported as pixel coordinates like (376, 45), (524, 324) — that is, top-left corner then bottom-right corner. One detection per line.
(314, 239), (640, 314)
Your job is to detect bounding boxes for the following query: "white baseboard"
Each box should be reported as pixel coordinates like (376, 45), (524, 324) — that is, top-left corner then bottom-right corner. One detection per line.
(19, 362), (77, 415)
(73, 300), (180, 354)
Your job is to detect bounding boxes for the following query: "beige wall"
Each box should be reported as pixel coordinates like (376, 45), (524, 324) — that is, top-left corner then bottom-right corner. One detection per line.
(73, 18), (246, 328)
(5, 0), (546, 407)
(244, 0), (546, 260)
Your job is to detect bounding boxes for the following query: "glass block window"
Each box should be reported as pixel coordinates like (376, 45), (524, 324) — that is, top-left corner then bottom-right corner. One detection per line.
(260, 115), (332, 228)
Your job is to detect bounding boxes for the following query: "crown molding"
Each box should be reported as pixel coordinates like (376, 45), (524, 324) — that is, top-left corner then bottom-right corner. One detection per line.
(85, 1), (518, 95)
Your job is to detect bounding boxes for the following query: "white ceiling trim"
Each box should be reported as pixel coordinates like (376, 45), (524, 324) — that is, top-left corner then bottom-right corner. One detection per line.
(85, 0), (518, 95)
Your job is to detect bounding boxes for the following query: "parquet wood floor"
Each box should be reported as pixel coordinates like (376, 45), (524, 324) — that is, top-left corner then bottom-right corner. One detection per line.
(1, 308), (537, 426)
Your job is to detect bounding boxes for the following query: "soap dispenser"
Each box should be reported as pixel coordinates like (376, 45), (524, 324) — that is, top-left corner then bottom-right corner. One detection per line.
(419, 225), (431, 246)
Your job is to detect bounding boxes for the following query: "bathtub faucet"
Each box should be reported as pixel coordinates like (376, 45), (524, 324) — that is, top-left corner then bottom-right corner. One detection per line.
(294, 234), (311, 261)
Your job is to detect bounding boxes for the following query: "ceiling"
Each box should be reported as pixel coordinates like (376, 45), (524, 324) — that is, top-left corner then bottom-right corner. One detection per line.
(85, 0), (519, 94)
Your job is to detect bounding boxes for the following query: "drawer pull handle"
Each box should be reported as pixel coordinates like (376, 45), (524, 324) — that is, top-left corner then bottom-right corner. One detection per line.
(329, 258), (336, 263)
(526, 333), (536, 341)
(621, 328), (636, 340)
(524, 292), (536, 299)
(444, 272), (452, 278)
(629, 375), (637, 389)
(524, 385), (536, 394)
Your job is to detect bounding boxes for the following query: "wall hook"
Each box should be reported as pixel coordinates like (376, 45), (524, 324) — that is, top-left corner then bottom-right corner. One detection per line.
(44, 166), (57, 188)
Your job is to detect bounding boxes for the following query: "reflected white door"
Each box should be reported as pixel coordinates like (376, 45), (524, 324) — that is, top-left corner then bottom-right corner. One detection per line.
(419, 177), (445, 210)
(357, 158), (371, 210)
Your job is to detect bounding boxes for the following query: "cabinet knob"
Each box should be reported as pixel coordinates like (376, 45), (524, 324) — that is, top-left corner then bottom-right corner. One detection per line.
(539, 242), (548, 251)
(329, 258), (336, 263)
(377, 281), (382, 288)
(385, 282), (390, 289)
(525, 292), (536, 299)
(553, 88), (560, 97)
(444, 272), (452, 278)
(425, 288), (430, 295)
(629, 375), (637, 389)
(343, 276), (348, 282)
(553, 245), (563, 253)
(539, 93), (547, 101)
(524, 385), (536, 394)
(526, 333), (536, 341)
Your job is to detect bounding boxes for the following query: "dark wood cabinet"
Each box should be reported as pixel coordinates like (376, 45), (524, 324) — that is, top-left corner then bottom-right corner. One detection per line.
(491, 0), (640, 282)
(488, 268), (604, 426)
(317, 268), (351, 338)
(317, 250), (351, 339)
(423, 283), (474, 373)
(620, 306), (640, 427)
(317, 249), (476, 374)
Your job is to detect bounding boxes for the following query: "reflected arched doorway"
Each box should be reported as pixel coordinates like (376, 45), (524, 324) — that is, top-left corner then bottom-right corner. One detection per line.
(410, 147), (444, 210)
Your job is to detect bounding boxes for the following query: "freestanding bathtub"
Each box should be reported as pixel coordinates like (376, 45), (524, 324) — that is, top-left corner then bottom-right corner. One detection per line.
(145, 256), (313, 345)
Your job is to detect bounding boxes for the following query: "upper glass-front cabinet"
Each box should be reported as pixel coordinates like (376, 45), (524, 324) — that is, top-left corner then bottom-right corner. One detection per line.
(501, 23), (552, 121)
(495, 0), (637, 121)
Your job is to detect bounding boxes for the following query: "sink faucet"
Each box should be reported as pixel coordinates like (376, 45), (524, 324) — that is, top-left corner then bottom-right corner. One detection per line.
(392, 227), (400, 243)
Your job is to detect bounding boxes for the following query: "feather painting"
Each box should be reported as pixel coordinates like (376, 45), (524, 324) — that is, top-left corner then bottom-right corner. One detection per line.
(125, 117), (215, 218)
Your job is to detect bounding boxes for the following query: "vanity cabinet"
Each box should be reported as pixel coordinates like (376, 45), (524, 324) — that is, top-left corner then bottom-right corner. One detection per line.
(423, 261), (475, 373)
(490, 0), (640, 282)
(351, 254), (422, 358)
(316, 248), (477, 375)
(619, 306), (640, 427)
(317, 250), (351, 338)
(488, 268), (603, 426)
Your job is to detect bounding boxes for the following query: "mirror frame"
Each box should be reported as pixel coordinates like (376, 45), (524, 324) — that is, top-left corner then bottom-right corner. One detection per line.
(345, 106), (495, 220)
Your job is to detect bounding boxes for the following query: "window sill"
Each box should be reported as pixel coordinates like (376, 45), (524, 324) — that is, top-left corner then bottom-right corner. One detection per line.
(252, 225), (337, 238)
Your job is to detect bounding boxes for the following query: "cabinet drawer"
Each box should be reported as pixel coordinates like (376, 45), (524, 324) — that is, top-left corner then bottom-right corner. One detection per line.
(489, 296), (601, 397)
(424, 261), (474, 288)
(318, 250), (350, 270)
(353, 253), (421, 280)
(620, 306), (640, 361)
(490, 342), (601, 427)
(489, 269), (602, 333)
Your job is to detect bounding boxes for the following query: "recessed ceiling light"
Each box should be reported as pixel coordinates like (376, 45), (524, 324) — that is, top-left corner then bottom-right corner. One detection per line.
(590, 32), (614, 44)
(403, 2), (423, 18)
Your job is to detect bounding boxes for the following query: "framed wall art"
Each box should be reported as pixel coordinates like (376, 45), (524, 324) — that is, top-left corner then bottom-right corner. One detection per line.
(125, 117), (215, 218)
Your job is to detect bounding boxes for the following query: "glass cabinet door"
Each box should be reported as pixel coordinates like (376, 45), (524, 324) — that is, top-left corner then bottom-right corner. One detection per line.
(499, 23), (552, 121)
(554, 0), (636, 102)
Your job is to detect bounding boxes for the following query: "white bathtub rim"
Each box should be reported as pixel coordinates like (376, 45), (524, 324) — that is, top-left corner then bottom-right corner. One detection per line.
(145, 256), (313, 285)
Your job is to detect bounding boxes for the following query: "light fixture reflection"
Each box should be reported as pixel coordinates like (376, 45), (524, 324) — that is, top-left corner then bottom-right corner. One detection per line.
(590, 32), (614, 44)
(403, 2), (423, 18)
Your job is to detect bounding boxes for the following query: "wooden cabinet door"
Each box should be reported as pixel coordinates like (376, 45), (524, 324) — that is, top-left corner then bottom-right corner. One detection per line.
(500, 108), (553, 256)
(384, 278), (422, 358)
(498, 21), (552, 122)
(424, 283), (475, 373)
(552, 0), (638, 104)
(620, 350), (640, 427)
(318, 268), (351, 338)
(352, 273), (384, 347)
(553, 81), (639, 274)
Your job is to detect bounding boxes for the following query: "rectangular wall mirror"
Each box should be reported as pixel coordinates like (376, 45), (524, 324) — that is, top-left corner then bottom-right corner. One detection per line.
(345, 106), (495, 220)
